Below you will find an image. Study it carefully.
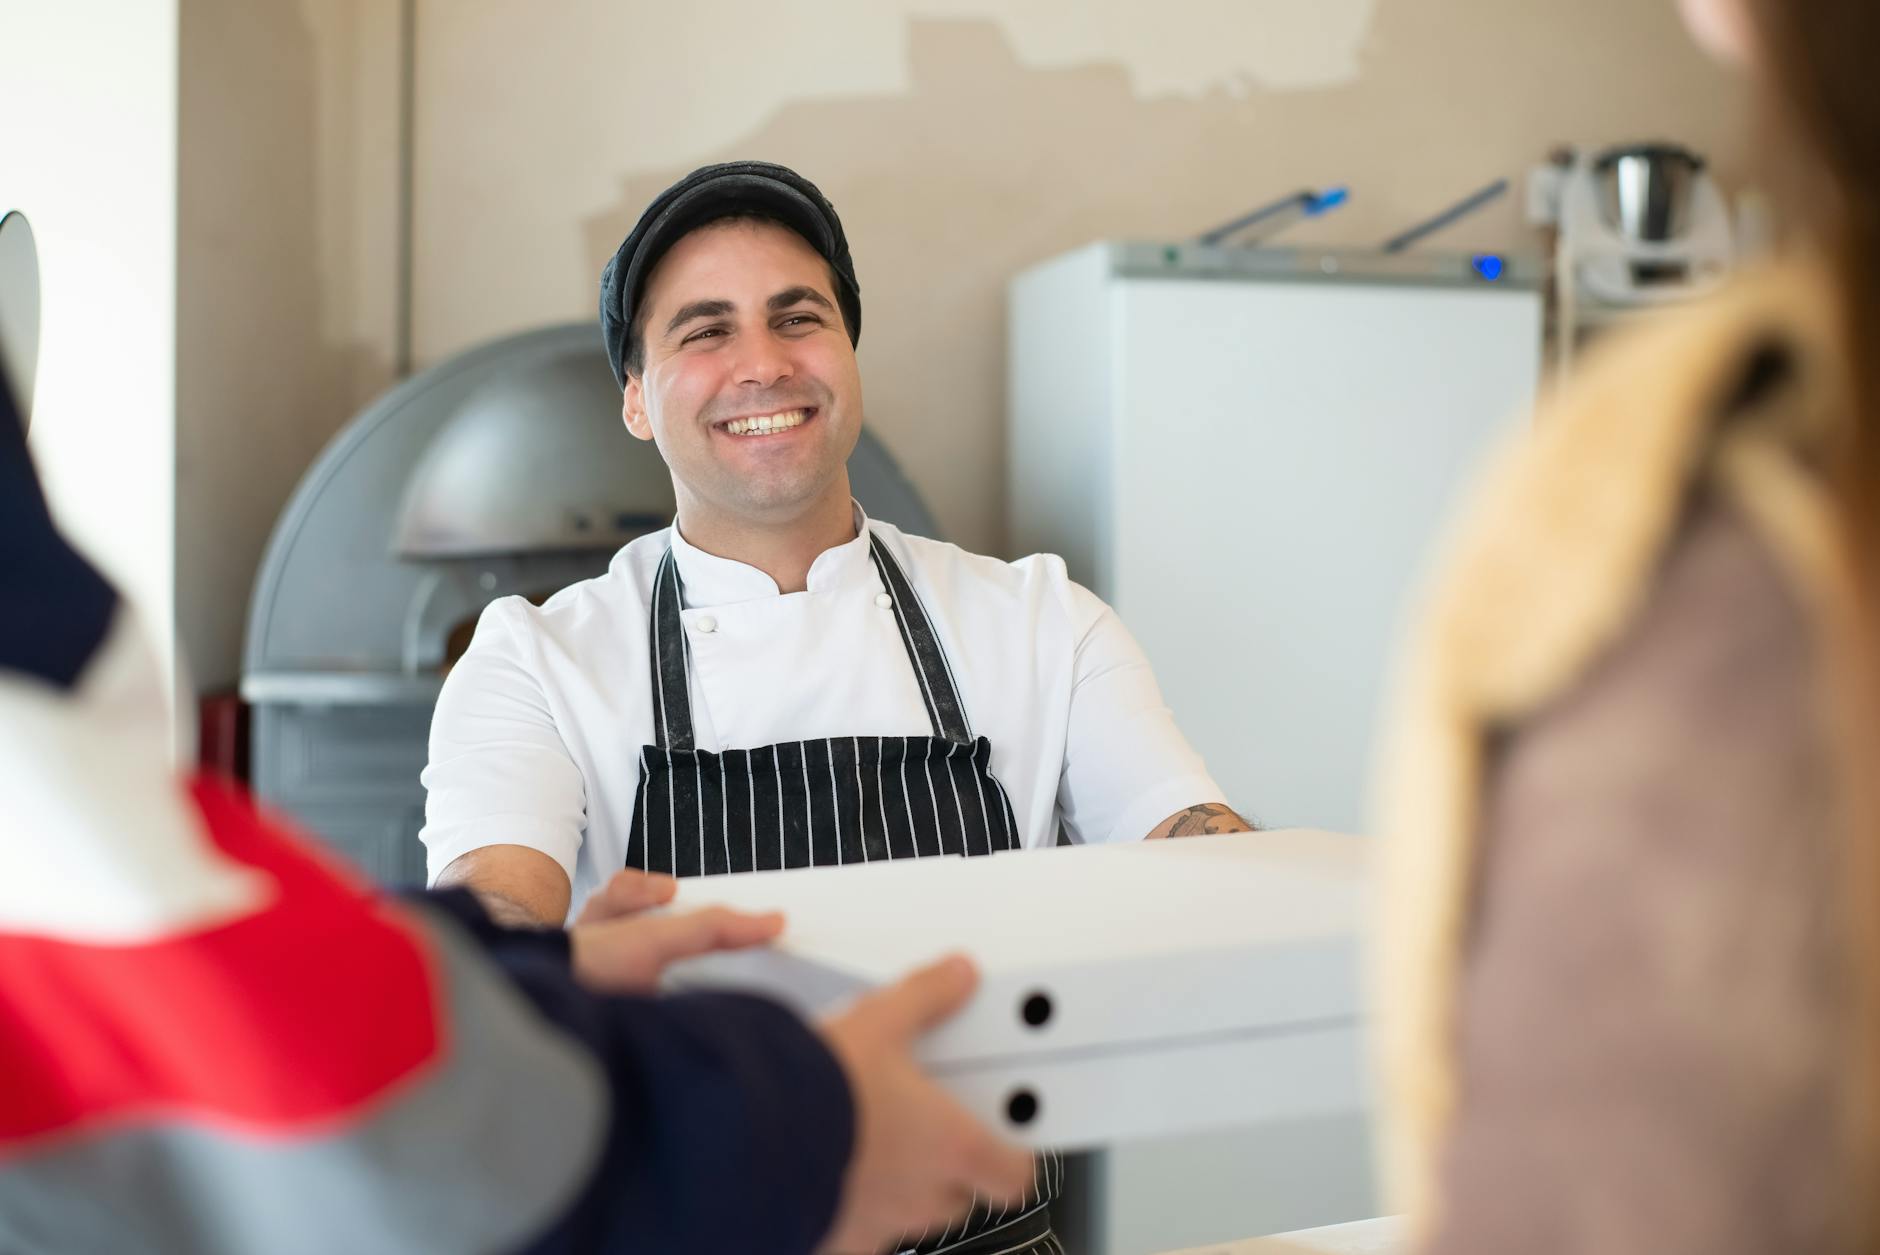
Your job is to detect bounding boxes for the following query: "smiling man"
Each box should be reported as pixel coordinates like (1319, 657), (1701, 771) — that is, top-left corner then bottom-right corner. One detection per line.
(420, 159), (1246, 1255)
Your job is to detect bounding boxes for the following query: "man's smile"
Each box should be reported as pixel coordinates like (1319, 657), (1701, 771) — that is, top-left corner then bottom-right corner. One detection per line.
(714, 406), (817, 438)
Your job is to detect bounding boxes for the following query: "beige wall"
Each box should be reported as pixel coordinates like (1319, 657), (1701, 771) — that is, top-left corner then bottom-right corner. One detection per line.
(169, 0), (1749, 688)
(175, 0), (401, 691)
(405, 0), (1749, 559)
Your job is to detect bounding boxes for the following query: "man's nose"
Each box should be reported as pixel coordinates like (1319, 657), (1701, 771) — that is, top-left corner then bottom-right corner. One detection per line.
(732, 331), (793, 389)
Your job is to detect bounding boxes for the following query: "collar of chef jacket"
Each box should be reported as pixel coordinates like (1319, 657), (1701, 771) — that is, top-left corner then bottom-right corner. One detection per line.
(665, 500), (878, 607)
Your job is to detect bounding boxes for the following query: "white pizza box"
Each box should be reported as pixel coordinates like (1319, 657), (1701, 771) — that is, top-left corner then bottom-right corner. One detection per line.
(1157, 1217), (1406, 1255)
(664, 829), (1371, 1150)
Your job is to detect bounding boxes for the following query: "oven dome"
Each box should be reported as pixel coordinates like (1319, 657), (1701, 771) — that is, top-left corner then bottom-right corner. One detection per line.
(392, 343), (671, 558)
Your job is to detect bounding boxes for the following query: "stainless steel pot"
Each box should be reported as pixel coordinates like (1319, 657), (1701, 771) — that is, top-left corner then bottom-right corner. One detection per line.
(1595, 143), (1706, 243)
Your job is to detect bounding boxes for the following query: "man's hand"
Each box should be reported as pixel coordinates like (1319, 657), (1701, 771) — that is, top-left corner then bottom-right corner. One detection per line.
(568, 868), (784, 993)
(817, 956), (1035, 1255)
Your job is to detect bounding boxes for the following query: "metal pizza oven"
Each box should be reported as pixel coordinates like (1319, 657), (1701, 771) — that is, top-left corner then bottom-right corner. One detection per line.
(242, 322), (939, 885)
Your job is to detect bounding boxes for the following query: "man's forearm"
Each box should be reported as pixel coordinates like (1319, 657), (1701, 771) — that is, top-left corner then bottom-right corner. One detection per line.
(471, 888), (562, 929)
(432, 844), (574, 928)
(1147, 802), (1257, 839)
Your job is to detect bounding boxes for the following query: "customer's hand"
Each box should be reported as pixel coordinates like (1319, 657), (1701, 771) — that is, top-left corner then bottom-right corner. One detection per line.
(568, 869), (783, 993)
(576, 868), (678, 924)
(817, 955), (1034, 1254)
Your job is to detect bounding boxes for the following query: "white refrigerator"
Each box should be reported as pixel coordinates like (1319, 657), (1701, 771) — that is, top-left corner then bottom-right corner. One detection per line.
(1007, 240), (1543, 1253)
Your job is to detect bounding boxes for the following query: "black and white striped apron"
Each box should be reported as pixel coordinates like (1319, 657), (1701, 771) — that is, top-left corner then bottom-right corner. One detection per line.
(625, 531), (1063, 1255)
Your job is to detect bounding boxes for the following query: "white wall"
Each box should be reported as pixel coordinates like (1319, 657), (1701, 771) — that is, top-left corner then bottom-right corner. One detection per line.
(1, 2), (181, 710)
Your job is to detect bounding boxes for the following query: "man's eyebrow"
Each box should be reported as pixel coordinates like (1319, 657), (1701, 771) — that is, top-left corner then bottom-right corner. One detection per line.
(767, 286), (835, 314)
(664, 298), (734, 336)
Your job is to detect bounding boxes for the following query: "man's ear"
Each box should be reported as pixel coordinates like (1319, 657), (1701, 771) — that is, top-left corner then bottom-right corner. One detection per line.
(622, 374), (654, 442)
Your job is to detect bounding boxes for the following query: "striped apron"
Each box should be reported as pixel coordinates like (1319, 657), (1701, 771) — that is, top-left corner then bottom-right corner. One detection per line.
(625, 531), (1063, 1255)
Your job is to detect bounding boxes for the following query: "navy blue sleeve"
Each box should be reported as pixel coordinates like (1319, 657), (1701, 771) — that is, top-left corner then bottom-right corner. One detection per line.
(0, 357), (117, 689)
(411, 889), (855, 1255)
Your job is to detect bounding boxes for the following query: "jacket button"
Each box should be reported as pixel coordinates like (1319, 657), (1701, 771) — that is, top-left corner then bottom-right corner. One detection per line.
(694, 614), (718, 634)
(874, 593), (893, 609)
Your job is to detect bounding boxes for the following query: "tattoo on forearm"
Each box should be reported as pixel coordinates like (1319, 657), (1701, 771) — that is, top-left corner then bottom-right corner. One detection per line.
(1164, 803), (1257, 838)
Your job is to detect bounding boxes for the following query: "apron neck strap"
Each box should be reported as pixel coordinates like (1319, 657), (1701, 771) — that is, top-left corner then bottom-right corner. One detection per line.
(648, 547), (698, 752)
(647, 528), (975, 751)
(867, 533), (973, 744)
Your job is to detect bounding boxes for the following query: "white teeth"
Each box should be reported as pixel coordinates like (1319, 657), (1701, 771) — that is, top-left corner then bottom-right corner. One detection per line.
(724, 408), (808, 437)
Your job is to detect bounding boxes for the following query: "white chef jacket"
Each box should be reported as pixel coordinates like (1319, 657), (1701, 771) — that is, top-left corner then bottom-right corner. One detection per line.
(420, 509), (1223, 919)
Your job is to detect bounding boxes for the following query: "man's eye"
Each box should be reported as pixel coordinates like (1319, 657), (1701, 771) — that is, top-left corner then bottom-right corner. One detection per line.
(778, 314), (821, 329)
(683, 327), (726, 344)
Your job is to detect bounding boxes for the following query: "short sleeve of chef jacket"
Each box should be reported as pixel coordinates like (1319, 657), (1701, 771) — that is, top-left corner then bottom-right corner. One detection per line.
(1050, 575), (1229, 845)
(420, 598), (589, 888)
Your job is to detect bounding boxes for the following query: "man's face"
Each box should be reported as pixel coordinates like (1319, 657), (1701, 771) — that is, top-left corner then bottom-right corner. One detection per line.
(623, 219), (863, 526)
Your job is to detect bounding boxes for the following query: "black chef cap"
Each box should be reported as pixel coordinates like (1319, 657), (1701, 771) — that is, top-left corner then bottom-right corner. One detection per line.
(599, 160), (862, 388)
